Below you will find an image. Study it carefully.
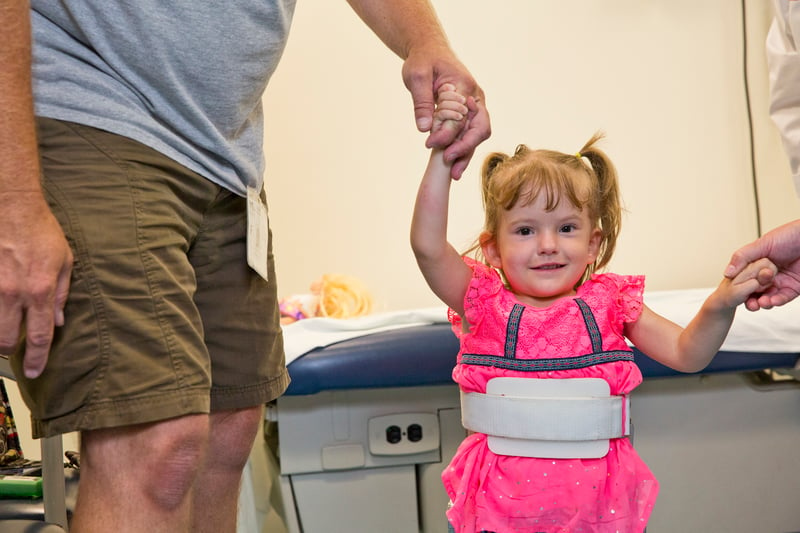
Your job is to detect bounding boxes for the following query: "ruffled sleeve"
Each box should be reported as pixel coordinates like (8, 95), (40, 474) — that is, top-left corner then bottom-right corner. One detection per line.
(615, 274), (645, 323)
(588, 273), (645, 324)
(448, 257), (505, 336)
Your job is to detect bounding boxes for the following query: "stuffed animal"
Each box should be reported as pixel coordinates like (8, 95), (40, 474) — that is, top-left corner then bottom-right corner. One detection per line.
(279, 274), (373, 324)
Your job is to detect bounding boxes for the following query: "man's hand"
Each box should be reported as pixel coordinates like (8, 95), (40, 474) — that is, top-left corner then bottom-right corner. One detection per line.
(402, 44), (490, 180)
(0, 192), (73, 378)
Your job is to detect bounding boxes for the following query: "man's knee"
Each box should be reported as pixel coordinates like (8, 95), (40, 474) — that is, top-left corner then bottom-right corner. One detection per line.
(82, 414), (211, 511)
(145, 418), (210, 510)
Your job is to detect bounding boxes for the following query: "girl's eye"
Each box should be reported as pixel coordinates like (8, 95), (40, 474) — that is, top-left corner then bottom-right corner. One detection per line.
(518, 227), (533, 236)
(560, 224), (576, 233)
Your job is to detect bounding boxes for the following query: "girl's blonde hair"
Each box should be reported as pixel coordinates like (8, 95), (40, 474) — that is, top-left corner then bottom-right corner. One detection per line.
(471, 132), (622, 283)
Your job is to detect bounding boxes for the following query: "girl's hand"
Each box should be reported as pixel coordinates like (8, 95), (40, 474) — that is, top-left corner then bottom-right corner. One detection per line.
(717, 257), (778, 309)
(432, 83), (469, 138)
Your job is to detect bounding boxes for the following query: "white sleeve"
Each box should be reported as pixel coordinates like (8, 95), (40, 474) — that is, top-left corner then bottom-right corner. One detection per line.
(767, 0), (800, 196)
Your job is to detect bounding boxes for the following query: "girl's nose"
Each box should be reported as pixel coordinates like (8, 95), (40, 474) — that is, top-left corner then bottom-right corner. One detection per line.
(537, 230), (557, 254)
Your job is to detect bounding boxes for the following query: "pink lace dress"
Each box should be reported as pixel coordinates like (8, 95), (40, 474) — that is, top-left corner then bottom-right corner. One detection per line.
(443, 258), (659, 533)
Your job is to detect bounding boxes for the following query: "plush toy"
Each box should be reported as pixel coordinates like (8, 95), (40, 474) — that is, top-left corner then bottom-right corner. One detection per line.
(279, 274), (373, 324)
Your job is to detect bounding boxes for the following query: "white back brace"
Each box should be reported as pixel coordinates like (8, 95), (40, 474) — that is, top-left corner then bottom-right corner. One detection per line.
(460, 377), (631, 459)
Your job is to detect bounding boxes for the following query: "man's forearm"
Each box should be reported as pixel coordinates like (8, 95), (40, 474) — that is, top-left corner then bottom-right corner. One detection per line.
(345, 0), (450, 60)
(0, 0), (41, 194)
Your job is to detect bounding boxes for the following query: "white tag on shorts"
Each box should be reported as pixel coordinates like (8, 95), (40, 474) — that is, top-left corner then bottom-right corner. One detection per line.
(246, 185), (270, 281)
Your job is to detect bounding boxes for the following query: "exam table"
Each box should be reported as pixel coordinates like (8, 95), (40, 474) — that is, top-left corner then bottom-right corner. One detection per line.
(271, 290), (800, 532)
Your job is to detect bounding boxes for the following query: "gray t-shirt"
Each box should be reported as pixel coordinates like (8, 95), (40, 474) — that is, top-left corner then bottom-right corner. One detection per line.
(31, 1), (297, 196)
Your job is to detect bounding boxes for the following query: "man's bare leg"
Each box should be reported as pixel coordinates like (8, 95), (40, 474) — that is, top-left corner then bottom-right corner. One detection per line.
(190, 405), (263, 533)
(70, 414), (209, 533)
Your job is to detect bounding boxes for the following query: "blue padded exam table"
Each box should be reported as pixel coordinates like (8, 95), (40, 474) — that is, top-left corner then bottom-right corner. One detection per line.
(282, 323), (800, 395)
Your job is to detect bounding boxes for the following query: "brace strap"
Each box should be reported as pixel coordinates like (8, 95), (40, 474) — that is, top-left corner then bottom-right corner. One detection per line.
(461, 391), (630, 441)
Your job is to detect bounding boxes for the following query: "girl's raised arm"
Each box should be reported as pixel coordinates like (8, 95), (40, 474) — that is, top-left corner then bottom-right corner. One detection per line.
(410, 148), (472, 315)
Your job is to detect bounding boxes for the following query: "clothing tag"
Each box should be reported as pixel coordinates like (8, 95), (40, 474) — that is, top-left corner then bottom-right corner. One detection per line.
(246, 185), (269, 281)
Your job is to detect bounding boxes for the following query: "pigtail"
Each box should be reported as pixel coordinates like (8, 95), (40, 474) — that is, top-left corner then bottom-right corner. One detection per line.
(480, 152), (508, 208)
(578, 132), (622, 274)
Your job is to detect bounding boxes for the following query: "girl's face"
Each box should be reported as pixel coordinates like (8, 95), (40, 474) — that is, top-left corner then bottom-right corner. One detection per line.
(481, 192), (601, 308)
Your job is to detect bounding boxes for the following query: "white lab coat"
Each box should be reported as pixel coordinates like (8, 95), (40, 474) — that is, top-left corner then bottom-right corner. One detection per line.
(768, 0), (800, 196)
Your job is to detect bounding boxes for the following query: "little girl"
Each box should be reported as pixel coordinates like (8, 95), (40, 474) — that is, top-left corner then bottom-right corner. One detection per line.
(411, 85), (777, 533)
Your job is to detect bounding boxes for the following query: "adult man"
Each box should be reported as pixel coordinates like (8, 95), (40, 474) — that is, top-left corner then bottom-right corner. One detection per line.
(0, 1), (490, 531)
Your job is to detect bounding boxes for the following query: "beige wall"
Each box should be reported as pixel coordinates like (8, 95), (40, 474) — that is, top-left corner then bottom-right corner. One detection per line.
(263, 0), (800, 312)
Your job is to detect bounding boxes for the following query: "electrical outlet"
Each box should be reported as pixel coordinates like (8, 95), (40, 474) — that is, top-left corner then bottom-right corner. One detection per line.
(367, 413), (440, 456)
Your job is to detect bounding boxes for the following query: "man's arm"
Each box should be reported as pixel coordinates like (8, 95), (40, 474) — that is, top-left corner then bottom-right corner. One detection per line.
(345, 0), (491, 179)
(0, 1), (73, 378)
(0, 0), (40, 193)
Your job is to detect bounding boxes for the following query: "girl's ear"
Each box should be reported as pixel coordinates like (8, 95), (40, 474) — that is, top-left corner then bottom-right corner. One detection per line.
(480, 231), (502, 269)
(587, 228), (602, 263)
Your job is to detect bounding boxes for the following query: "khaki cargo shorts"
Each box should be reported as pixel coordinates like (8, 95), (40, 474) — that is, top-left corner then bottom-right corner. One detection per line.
(12, 118), (289, 438)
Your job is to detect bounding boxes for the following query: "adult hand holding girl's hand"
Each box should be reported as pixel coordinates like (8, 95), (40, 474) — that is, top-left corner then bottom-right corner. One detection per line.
(719, 257), (780, 311)
(724, 220), (800, 310)
(402, 44), (490, 180)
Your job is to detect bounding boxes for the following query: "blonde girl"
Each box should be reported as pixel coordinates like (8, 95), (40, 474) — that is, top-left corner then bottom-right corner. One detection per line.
(410, 85), (777, 533)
